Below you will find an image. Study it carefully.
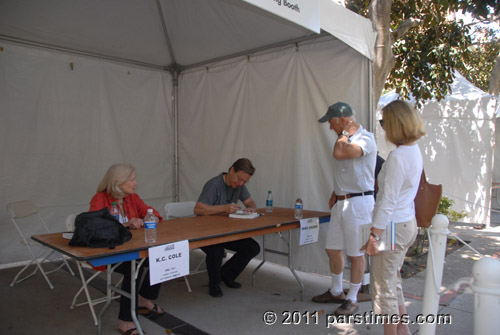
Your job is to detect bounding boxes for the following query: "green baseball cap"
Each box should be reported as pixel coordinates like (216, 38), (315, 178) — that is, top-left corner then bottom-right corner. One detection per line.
(318, 102), (353, 123)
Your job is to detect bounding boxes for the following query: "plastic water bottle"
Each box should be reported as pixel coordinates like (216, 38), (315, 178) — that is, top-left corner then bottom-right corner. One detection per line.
(294, 197), (303, 220)
(110, 202), (119, 221)
(266, 190), (273, 213)
(144, 209), (157, 244)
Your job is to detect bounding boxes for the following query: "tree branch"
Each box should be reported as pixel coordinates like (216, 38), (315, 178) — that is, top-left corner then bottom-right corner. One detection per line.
(489, 53), (500, 96)
(393, 18), (422, 40)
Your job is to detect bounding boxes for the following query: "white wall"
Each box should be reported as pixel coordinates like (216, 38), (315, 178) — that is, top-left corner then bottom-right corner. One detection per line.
(0, 36), (372, 276)
(377, 95), (497, 225)
(0, 42), (175, 264)
(178, 37), (371, 275)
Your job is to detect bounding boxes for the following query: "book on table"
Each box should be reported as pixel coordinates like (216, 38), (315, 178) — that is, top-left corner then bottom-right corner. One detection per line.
(229, 210), (260, 219)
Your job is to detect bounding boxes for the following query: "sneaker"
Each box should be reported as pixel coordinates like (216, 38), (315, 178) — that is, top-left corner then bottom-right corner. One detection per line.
(312, 289), (346, 303)
(333, 299), (358, 316)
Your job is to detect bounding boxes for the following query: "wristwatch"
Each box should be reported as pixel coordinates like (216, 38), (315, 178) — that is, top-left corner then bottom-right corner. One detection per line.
(338, 130), (349, 138)
(370, 232), (381, 242)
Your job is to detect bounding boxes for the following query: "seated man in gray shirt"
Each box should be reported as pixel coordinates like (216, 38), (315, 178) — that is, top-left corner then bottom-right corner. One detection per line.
(194, 158), (261, 297)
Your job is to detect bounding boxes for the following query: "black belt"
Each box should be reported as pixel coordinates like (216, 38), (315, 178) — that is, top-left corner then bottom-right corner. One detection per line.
(336, 191), (374, 201)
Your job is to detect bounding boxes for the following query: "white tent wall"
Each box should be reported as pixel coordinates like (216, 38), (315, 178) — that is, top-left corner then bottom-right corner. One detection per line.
(0, 0), (376, 274)
(0, 42), (174, 265)
(179, 37), (371, 275)
(377, 76), (497, 226)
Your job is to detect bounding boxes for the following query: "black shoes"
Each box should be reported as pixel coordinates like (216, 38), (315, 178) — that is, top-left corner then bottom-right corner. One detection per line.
(209, 285), (223, 298)
(208, 278), (242, 297)
(222, 278), (242, 289)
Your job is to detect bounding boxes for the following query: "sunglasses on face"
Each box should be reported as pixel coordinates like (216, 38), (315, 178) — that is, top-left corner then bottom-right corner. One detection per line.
(379, 120), (384, 128)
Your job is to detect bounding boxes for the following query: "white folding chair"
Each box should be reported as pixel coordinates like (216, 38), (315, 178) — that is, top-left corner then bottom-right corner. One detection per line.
(6, 200), (74, 289)
(165, 201), (205, 292)
(66, 213), (123, 326)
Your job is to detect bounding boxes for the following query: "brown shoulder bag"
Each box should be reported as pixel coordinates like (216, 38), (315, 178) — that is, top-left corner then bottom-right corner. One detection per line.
(414, 170), (442, 228)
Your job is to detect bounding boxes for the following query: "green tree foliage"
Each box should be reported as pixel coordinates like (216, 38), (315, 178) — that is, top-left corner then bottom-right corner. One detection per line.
(438, 196), (466, 221)
(458, 26), (500, 92)
(454, 0), (500, 22)
(391, 19), (470, 105)
(346, 0), (497, 105)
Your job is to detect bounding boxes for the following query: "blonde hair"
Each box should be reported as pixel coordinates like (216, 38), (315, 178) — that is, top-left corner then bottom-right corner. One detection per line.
(97, 163), (136, 199)
(382, 100), (426, 145)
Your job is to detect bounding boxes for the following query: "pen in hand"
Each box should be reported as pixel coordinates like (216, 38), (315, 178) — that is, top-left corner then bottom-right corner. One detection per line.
(229, 202), (241, 213)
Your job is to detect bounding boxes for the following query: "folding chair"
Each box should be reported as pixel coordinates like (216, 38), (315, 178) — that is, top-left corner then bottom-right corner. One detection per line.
(6, 200), (74, 289)
(165, 201), (205, 292)
(66, 213), (123, 326)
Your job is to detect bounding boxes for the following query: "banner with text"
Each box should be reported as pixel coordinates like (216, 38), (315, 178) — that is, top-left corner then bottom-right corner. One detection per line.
(242, 0), (320, 33)
(149, 240), (190, 285)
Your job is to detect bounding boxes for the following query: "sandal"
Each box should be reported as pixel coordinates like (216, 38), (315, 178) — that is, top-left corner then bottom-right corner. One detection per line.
(138, 303), (165, 316)
(118, 328), (143, 335)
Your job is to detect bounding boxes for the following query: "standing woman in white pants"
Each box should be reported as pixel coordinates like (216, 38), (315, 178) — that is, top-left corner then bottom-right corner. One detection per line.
(361, 100), (426, 335)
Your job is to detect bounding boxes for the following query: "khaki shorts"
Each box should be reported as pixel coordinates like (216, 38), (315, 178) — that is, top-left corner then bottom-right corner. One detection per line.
(370, 218), (417, 315)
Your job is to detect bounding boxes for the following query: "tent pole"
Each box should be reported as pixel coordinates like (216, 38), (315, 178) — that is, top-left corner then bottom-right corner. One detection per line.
(368, 59), (374, 132)
(172, 70), (180, 202)
(156, 0), (181, 202)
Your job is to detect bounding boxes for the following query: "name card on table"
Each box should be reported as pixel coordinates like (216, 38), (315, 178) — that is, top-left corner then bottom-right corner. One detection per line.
(149, 240), (189, 285)
(299, 217), (319, 245)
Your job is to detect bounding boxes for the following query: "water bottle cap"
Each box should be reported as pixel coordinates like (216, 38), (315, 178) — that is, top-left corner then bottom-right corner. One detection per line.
(147, 208), (153, 213)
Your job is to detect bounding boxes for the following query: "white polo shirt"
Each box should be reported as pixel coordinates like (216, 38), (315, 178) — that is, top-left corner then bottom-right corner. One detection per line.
(332, 126), (377, 195)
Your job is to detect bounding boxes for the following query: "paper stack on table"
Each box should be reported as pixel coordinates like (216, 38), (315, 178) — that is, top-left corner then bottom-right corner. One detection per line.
(229, 210), (260, 219)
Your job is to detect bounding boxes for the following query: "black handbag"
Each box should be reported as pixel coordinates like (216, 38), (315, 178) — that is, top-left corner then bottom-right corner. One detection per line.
(69, 207), (132, 249)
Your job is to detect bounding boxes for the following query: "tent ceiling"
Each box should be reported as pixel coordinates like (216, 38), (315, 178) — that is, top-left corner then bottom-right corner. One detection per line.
(0, 0), (317, 70)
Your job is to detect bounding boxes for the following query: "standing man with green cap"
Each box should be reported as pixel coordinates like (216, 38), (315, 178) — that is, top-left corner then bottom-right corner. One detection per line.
(313, 102), (377, 316)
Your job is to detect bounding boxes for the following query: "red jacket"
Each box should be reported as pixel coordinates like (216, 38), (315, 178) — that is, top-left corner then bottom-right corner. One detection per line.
(89, 192), (163, 221)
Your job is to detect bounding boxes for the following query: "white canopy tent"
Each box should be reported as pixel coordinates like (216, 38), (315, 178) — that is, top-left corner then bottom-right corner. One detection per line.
(0, 0), (376, 275)
(378, 72), (498, 226)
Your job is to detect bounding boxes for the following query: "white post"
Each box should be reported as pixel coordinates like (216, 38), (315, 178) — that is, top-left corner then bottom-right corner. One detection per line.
(420, 214), (449, 335)
(471, 257), (500, 335)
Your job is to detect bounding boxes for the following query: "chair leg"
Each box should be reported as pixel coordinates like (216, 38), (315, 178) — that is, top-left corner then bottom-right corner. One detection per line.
(71, 262), (124, 326)
(11, 247), (55, 289)
(62, 257), (75, 276)
(192, 258), (205, 273)
(11, 247), (74, 289)
(181, 249), (206, 293)
(74, 262), (99, 326)
(10, 261), (40, 287)
(183, 276), (192, 293)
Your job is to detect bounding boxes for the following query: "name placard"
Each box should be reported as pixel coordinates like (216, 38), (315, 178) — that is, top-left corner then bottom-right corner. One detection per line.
(148, 240), (189, 285)
(299, 217), (319, 245)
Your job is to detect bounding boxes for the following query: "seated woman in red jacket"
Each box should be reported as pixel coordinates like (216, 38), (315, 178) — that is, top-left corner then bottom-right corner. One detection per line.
(90, 163), (164, 335)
